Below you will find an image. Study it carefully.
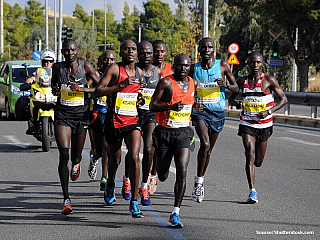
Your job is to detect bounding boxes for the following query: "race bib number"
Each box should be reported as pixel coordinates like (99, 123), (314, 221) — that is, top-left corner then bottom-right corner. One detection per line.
(167, 104), (192, 127)
(115, 92), (138, 116)
(139, 88), (155, 110)
(96, 96), (107, 106)
(60, 84), (84, 106)
(196, 83), (220, 103)
(243, 102), (266, 116)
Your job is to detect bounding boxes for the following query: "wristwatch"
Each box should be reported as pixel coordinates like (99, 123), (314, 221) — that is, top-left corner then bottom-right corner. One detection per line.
(226, 82), (230, 90)
(267, 109), (272, 115)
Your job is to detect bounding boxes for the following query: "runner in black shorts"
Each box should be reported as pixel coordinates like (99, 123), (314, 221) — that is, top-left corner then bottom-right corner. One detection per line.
(94, 40), (145, 218)
(150, 54), (201, 228)
(229, 51), (287, 204)
(51, 39), (100, 215)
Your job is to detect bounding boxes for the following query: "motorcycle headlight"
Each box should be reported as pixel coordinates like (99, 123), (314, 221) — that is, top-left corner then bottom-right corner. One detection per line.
(34, 90), (46, 102)
(11, 85), (21, 95)
(45, 93), (57, 103)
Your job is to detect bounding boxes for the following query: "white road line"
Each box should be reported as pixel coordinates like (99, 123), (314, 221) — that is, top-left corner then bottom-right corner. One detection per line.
(277, 137), (320, 146)
(3, 135), (31, 149)
(288, 130), (320, 138)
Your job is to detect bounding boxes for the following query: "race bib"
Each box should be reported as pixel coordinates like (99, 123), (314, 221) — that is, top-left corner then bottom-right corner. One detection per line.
(196, 83), (220, 103)
(139, 88), (155, 110)
(243, 101), (266, 116)
(115, 92), (138, 116)
(167, 104), (192, 127)
(96, 96), (107, 106)
(60, 84), (84, 106)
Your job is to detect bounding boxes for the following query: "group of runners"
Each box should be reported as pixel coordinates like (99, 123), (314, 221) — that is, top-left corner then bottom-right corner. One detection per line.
(51, 37), (287, 228)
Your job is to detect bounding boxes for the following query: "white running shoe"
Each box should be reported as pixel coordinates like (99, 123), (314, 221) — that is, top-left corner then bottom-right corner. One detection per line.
(192, 182), (204, 203)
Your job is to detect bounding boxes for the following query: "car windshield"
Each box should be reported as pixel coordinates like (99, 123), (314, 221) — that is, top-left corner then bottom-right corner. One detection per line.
(12, 66), (40, 83)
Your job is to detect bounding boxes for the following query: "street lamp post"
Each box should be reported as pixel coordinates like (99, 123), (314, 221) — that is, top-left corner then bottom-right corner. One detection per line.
(104, 0), (106, 51)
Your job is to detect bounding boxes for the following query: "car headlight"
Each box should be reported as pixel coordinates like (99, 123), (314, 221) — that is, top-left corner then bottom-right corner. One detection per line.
(11, 85), (21, 95)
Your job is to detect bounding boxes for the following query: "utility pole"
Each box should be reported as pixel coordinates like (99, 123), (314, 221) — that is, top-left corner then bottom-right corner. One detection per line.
(202, 0), (209, 38)
(0, 0), (3, 55)
(54, 0), (57, 54)
(104, 0), (106, 51)
(57, 0), (63, 61)
(292, 27), (298, 92)
(45, 0), (48, 49)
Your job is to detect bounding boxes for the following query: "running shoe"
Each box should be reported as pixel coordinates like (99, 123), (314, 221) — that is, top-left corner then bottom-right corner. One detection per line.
(100, 177), (107, 191)
(148, 174), (158, 195)
(104, 185), (116, 205)
(70, 163), (80, 181)
(191, 182), (204, 203)
(88, 158), (98, 180)
(139, 188), (151, 206)
(122, 177), (131, 200)
(129, 200), (143, 218)
(169, 213), (183, 228)
(62, 198), (73, 215)
(247, 190), (258, 204)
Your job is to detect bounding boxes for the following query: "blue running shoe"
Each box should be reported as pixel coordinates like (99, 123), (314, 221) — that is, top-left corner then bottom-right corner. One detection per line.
(247, 190), (258, 204)
(104, 185), (116, 205)
(129, 200), (143, 218)
(169, 213), (184, 228)
(139, 188), (151, 206)
(122, 178), (132, 200)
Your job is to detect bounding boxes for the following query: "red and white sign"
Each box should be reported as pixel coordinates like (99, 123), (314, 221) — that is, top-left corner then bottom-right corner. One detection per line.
(228, 43), (239, 54)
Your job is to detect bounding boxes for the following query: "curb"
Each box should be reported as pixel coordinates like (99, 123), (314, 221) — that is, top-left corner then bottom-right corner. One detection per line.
(225, 110), (320, 128)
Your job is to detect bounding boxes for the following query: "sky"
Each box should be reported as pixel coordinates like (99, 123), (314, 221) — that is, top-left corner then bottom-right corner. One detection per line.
(10, 0), (178, 21)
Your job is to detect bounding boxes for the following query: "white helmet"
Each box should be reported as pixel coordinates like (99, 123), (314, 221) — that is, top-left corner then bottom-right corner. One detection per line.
(40, 49), (56, 62)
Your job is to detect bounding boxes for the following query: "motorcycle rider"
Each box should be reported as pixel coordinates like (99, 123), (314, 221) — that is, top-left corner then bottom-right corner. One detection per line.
(20, 49), (56, 134)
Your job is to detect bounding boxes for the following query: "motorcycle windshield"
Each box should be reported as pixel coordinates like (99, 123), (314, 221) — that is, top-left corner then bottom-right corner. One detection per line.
(36, 67), (52, 87)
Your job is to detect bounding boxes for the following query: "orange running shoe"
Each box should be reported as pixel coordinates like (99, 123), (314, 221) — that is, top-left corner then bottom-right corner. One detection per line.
(62, 199), (73, 215)
(148, 174), (158, 195)
(70, 163), (80, 181)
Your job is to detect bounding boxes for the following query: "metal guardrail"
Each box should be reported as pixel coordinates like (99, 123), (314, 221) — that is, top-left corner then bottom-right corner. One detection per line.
(225, 91), (319, 119)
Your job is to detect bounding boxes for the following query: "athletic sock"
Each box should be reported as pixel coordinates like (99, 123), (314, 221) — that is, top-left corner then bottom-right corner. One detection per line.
(194, 175), (204, 184)
(172, 207), (180, 215)
(141, 182), (148, 189)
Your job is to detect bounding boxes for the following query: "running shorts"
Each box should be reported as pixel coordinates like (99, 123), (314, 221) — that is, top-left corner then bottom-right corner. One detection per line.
(238, 124), (273, 142)
(192, 109), (225, 133)
(104, 122), (142, 145)
(138, 109), (156, 126)
(54, 119), (88, 135)
(153, 125), (195, 159)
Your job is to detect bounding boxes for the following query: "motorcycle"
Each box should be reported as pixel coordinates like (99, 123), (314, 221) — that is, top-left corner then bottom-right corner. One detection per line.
(16, 66), (57, 152)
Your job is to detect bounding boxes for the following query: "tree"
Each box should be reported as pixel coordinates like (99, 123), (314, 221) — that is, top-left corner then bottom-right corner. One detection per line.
(118, 2), (138, 42)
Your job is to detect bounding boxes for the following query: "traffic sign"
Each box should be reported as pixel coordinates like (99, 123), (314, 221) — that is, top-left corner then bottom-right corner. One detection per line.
(228, 43), (239, 54)
(33, 50), (41, 61)
(268, 29), (283, 40)
(267, 59), (283, 66)
(227, 54), (240, 65)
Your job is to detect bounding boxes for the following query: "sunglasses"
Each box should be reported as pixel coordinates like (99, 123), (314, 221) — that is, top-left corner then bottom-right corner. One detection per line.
(44, 60), (53, 63)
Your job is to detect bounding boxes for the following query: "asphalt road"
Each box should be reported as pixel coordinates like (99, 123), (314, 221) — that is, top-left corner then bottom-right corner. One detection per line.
(0, 117), (319, 239)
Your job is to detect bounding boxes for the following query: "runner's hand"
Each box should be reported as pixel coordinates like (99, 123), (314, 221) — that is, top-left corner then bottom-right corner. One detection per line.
(194, 103), (203, 113)
(171, 100), (185, 111)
